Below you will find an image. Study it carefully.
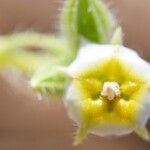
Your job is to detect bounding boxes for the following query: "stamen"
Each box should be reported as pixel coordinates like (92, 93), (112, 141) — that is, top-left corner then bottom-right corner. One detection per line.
(101, 82), (120, 100)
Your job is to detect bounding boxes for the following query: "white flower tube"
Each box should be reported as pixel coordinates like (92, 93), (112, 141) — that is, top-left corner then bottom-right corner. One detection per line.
(64, 44), (150, 145)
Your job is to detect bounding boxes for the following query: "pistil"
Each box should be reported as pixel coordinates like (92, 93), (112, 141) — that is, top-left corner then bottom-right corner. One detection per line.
(101, 82), (120, 100)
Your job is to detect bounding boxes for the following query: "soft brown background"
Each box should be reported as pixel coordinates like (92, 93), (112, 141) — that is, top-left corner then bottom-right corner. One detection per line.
(0, 0), (150, 150)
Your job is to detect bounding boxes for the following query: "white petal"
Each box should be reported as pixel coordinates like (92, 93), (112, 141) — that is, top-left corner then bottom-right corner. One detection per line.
(67, 44), (150, 80)
(90, 125), (133, 136)
(64, 83), (82, 124)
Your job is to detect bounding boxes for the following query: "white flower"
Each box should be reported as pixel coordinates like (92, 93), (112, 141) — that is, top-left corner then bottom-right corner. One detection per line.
(64, 44), (150, 145)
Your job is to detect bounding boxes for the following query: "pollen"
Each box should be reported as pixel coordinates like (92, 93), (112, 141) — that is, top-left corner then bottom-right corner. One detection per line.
(101, 82), (120, 100)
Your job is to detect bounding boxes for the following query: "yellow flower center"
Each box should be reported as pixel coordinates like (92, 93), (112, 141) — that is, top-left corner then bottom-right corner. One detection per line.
(72, 58), (149, 127)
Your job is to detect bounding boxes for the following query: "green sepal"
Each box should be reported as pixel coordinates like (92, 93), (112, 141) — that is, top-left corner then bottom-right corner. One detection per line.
(111, 27), (123, 45)
(73, 125), (89, 146)
(77, 0), (114, 43)
(61, 0), (79, 52)
(134, 127), (150, 141)
(30, 62), (67, 95)
(62, 0), (115, 51)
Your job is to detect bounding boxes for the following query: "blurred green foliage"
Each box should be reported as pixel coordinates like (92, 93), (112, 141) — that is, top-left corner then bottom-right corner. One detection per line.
(0, 0), (121, 95)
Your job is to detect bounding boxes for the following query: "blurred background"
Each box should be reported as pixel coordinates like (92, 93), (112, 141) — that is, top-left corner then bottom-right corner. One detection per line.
(0, 0), (150, 149)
